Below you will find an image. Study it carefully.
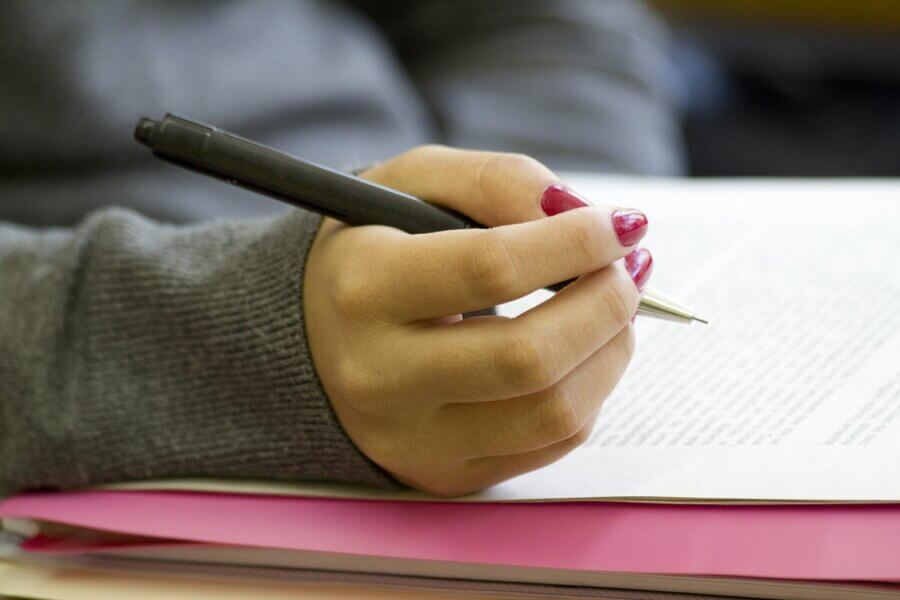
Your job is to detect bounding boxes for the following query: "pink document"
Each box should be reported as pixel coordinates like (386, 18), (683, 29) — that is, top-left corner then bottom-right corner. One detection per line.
(2, 491), (900, 582)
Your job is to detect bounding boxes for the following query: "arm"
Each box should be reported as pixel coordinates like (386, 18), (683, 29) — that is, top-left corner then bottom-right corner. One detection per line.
(0, 208), (395, 497)
(353, 0), (685, 174)
(2, 145), (648, 500)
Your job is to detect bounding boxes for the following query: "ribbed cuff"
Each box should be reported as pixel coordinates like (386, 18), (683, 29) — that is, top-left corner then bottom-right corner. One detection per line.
(54, 208), (398, 490)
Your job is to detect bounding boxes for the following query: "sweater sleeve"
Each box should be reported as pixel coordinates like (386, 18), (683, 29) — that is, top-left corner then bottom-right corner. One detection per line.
(0, 207), (398, 498)
(352, 0), (684, 175)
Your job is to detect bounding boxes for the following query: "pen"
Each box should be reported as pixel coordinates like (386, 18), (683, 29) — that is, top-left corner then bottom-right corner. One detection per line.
(134, 113), (706, 324)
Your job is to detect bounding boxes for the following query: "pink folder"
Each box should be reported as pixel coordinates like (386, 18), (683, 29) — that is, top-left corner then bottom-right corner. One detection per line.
(2, 491), (900, 582)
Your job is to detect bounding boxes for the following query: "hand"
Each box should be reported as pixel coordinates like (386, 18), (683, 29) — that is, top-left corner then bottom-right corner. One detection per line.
(304, 145), (652, 496)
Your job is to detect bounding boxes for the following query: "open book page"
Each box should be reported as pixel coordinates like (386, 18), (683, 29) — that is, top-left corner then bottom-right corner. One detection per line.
(107, 178), (900, 502)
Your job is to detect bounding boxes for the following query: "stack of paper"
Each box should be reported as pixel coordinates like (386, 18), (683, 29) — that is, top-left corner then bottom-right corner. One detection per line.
(2, 490), (900, 599)
(2, 177), (898, 599)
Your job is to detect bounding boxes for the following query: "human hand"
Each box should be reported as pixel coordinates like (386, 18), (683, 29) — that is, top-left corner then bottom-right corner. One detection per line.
(304, 146), (652, 496)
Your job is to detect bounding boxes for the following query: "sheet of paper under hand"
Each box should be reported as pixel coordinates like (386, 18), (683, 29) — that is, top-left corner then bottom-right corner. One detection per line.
(484, 177), (900, 503)
(106, 177), (900, 503)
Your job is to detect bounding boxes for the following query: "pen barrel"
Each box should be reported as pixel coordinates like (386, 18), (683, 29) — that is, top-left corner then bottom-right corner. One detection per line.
(136, 115), (704, 325)
(138, 114), (475, 234)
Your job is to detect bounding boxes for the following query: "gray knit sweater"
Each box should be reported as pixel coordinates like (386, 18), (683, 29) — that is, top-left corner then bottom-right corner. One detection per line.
(0, 0), (682, 497)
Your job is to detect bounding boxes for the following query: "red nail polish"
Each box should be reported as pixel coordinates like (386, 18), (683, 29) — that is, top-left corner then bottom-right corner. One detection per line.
(612, 208), (648, 246)
(624, 248), (653, 292)
(540, 185), (589, 216)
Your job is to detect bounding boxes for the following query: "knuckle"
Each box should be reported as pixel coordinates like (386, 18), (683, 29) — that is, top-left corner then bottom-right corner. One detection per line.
(381, 145), (448, 183)
(537, 391), (583, 443)
(566, 422), (593, 448)
(568, 210), (605, 264)
(610, 325), (637, 363)
(495, 332), (556, 392)
(501, 152), (544, 173)
(465, 236), (518, 300)
(478, 153), (545, 197)
(599, 275), (635, 326)
(406, 143), (447, 162)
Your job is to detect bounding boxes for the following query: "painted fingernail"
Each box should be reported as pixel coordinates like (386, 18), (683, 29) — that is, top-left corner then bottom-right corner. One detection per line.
(624, 248), (653, 292)
(612, 208), (648, 246)
(540, 184), (589, 216)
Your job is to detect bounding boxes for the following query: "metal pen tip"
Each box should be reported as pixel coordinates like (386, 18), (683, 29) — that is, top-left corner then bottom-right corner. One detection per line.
(693, 316), (709, 325)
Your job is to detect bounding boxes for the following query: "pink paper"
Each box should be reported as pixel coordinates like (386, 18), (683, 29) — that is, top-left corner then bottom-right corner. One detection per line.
(2, 491), (900, 582)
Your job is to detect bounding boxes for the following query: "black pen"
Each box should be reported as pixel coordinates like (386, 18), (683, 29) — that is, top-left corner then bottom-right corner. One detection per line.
(134, 114), (705, 324)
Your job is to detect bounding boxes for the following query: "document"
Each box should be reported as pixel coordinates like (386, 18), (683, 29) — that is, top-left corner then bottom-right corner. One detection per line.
(110, 178), (900, 503)
(0, 558), (473, 600)
(484, 177), (900, 502)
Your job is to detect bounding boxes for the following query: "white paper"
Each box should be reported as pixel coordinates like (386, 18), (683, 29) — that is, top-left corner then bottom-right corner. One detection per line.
(479, 177), (900, 502)
(108, 177), (900, 503)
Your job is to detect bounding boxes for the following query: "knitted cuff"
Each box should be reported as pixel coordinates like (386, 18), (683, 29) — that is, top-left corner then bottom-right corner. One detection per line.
(54, 208), (398, 490)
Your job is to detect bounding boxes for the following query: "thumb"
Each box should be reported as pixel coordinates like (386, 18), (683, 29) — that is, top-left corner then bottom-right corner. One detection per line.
(360, 145), (589, 227)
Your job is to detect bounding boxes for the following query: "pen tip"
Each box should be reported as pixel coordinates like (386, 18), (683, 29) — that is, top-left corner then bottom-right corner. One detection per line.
(694, 316), (709, 325)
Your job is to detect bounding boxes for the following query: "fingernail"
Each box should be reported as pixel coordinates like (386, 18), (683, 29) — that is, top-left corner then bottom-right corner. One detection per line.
(612, 208), (648, 246)
(540, 184), (589, 216)
(624, 248), (653, 292)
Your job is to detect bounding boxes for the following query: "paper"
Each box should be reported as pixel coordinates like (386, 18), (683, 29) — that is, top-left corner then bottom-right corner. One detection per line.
(480, 177), (900, 502)
(4, 491), (900, 584)
(4, 559), (845, 600)
(106, 178), (900, 503)
(0, 558), (463, 600)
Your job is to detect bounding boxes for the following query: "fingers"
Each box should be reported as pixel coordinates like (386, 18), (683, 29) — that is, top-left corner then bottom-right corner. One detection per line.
(361, 145), (561, 226)
(439, 326), (635, 459)
(379, 206), (644, 321)
(424, 403), (608, 498)
(358, 145), (649, 321)
(454, 425), (591, 496)
(399, 260), (644, 403)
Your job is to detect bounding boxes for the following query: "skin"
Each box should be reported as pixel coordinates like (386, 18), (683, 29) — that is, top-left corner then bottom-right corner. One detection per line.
(304, 145), (645, 497)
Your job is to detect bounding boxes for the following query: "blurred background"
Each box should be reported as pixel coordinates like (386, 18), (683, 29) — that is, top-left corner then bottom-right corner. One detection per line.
(3, 0), (899, 230)
(655, 0), (900, 175)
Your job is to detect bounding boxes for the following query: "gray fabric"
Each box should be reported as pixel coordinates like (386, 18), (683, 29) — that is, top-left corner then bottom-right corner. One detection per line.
(0, 0), (682, 226)
(0, 208), (398, 497)
(0, 0), (682, 496)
